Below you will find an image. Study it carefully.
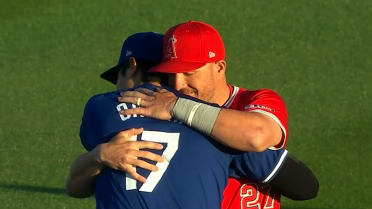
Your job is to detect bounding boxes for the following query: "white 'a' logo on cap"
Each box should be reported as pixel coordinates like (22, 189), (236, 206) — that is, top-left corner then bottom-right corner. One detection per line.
(166, 35), (177, 59)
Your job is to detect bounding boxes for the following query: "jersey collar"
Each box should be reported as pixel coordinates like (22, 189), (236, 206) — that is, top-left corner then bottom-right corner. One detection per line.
(223, 85), (239, 108)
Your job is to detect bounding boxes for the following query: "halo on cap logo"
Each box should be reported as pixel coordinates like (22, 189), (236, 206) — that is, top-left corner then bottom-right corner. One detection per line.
(166, 35), (177, 59)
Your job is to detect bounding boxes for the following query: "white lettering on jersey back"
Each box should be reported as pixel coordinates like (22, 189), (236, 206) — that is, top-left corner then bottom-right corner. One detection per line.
(116, 103), (144, 121)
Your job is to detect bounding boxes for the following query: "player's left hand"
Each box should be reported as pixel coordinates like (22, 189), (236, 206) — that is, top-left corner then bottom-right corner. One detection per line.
(118, 88), (177, 120)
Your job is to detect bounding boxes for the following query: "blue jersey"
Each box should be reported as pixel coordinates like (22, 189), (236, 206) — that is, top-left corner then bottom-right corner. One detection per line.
(80, 83), (287, 209)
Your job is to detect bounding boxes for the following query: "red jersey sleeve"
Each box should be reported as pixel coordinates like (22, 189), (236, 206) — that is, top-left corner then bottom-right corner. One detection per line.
(235, 89), (288, 149)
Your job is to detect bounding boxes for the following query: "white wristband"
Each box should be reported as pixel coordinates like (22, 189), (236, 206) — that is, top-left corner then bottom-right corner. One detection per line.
(172, 98), (221, 135)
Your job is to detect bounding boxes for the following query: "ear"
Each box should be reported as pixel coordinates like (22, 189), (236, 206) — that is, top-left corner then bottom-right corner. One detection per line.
(215, 60), (226, 74)
(126, 57), (138, 77)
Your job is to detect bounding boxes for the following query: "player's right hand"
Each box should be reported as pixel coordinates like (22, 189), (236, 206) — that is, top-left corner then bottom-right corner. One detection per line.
(97, 128), (164, 183)
(118, 88), (177, 121)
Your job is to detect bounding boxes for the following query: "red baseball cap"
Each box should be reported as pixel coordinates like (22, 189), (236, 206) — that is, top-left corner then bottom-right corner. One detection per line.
(148, 20), (225, 73)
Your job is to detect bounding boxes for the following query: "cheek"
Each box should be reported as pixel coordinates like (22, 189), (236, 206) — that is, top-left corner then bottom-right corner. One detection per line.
(185, 76), (202, 90)
(200, 70), (215, 87)
(188, 71), (211, 89)
(202, 71), (217, 97)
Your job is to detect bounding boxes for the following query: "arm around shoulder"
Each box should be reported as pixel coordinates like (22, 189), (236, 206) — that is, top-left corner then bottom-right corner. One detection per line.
(211, 108), (283, 152)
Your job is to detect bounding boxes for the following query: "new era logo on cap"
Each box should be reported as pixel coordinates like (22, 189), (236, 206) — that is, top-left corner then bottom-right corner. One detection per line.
(209, 52), (215, 58)
(148, 20), (225, 73)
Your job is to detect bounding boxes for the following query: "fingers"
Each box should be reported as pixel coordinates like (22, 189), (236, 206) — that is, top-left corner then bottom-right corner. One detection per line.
(118, 95), (153, 108)
(119, 140), (163, 151)
(111, 128), (144, 143)
(120, 90), (149, 98)
(111, 131), (165, 152)
(119, 128), (144, 137)
(122, 151), (162, 172)
(119, 91), (155, 104)
(132, 141), (163, 150)
(155, 88), (169, 93)
(136, 88), (156, 96)
(130, 157), (160, 171)
(120, 108), (149, 117)
(121, 150), (164, 183)
(128, 128), (144, 137)
(123, 166), (147, 183)
(111, 140), (164, 165)
(135, 150), (164, 162)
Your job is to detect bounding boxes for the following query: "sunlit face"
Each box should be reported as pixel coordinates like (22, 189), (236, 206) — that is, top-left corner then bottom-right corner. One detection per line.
(168, 63), (217, 102)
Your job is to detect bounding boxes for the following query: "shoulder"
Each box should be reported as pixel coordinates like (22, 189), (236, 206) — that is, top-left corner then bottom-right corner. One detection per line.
(86, 91), (118, 105)
(81, 91), (122, 124)
(232, 87), (285, 109)
(83, 91), (122, 112)
(238, 88), (283, 101)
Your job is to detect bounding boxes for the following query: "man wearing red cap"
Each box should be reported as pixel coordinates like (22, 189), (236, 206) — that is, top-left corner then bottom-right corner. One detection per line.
(66, 27), (317, 209)
(119, 21), (290, 209)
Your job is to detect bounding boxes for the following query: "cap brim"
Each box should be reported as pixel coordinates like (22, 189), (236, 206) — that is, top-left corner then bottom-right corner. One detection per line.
(100, 65), (120, 84)
(148, 60), (207, 74)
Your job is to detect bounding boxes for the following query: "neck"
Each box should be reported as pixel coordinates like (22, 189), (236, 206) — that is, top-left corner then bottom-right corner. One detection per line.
(215, 83), (230, 106)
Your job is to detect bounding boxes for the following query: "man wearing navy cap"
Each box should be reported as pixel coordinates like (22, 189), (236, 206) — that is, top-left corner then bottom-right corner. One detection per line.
(66, 32), (167, 196)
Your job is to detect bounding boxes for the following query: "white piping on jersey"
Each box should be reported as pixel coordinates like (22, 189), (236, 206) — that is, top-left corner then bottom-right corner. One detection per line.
(249, 109), (287, 150)
(223, 86), (239, 108)
(262, 149), (288, 183)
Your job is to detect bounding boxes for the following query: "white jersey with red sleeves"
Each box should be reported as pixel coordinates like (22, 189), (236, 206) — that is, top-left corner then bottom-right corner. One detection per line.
(222, 85), (288, 209)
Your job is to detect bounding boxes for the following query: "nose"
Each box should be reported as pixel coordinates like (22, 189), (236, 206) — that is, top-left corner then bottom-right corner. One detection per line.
(173, 73), (187, 91)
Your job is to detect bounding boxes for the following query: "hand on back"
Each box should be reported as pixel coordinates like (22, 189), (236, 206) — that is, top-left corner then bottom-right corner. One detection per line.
(98, 128), (164, 183)
(118, 88), (177, 120)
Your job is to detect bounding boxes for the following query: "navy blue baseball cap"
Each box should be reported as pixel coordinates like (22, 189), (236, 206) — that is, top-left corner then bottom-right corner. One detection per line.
(100, 32), (164, 84)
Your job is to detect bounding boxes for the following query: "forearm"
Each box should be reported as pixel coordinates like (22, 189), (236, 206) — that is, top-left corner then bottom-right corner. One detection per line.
(211, 109), (282, 152)
(173, 97), (281, 152)
(66, 146), (104, 198)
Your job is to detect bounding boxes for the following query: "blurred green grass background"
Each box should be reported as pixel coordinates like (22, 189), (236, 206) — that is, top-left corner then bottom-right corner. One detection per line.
(0, 0), (371, 208)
